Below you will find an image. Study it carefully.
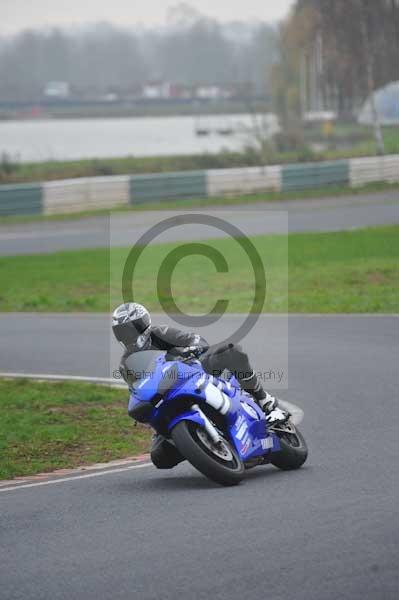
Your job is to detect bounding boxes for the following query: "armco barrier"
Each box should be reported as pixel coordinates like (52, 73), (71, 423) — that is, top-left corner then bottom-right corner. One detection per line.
(0, 183), (42, 216)
(207, 166), (281, 197)
(0, 155), (399, 217)
(350, 154), (399, 187)
(282, 160), (349, 191)
(383, 155), (399, 183)
(130, 171), (207, 204)
(43, 176), (129, 215)
(350, 156), (385, 187)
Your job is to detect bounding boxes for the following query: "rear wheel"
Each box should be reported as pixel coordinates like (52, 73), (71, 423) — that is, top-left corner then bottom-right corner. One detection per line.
(172, 420), (244, 486)
(270, 423), (308, 471)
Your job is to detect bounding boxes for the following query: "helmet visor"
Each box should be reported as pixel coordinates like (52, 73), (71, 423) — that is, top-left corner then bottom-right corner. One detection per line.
(113, 322), (150, 350)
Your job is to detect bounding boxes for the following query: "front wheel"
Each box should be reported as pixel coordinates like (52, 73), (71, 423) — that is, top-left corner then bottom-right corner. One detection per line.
(270, 423), (308, 471)
(171, 421), (244, 486)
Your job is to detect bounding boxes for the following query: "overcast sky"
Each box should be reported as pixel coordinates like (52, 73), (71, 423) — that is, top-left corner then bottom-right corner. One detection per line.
(1, 0), (295, 34)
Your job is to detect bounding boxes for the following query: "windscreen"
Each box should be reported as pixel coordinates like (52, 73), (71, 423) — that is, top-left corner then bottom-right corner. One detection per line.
(123, 350), (166, 389)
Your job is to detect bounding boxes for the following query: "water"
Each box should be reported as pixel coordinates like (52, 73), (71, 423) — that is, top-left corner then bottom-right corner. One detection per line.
(0, 113), (278, 163)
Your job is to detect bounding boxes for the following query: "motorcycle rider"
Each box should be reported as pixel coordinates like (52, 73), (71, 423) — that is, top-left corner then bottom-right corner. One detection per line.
(112, 302), (290, 469)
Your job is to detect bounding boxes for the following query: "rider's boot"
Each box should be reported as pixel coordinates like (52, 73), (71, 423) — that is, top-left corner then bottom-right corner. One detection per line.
(240, 371), (290, 426)
(259, 392), (291, 426)
(150, 434), (185, 469)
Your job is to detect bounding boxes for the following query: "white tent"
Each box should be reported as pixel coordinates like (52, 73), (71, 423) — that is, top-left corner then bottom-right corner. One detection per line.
(358, 81), (399, 125)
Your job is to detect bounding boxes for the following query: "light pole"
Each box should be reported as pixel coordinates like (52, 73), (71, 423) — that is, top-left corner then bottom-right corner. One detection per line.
(359, 0), (385, 154)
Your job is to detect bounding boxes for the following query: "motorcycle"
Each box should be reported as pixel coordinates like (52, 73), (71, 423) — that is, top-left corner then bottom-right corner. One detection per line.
(125, 350), (308, 486)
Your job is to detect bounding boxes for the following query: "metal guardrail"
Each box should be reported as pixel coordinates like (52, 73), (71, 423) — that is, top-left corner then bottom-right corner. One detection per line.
(1, 154), (399, 217)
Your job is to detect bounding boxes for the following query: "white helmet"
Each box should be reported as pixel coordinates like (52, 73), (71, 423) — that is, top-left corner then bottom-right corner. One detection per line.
(112, 303), (151, 351)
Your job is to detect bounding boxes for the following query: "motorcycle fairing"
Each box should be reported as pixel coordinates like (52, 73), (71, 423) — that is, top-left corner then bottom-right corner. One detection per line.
(127, 352), (280, 461)
(226, 395), (281, 460)
(168, 409), (207, 432)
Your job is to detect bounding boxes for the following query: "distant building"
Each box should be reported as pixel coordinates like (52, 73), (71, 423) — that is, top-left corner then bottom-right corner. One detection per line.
(44, 81), (70, 99)
(102, 93), (118, 102)
(169, 84), (192, 99)
(195, 86), (232, 100)
(142, 82), (174, 99)
(304, 111), (337, 123)
(139, 82), (234, 102)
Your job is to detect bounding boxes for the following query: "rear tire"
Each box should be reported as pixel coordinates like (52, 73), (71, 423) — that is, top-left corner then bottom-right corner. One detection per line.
(172, 421), (244, 486)
(270, 425), (308, 471)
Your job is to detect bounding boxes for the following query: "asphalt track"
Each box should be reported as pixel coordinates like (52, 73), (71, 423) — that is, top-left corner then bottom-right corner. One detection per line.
(1, 189), (399, 255)
(1, 314), (398, 599)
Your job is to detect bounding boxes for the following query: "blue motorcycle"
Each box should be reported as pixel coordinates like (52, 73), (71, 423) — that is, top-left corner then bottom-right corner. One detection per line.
(126, 350), (308, 486)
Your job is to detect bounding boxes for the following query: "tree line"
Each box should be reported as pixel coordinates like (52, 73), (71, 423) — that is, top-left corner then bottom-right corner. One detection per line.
(3, 0), (398, 125)
(0, 19), (277, 102)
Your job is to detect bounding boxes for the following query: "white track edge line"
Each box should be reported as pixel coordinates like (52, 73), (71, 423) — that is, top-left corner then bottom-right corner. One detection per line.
(0, 374), (304, 493)
(0, 462), (152, 493)
(0, 372), (125, 386)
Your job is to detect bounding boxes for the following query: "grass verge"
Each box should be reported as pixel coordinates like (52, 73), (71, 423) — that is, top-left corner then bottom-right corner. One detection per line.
(0, 379), (150, 480)
(0, 225), (398, 313)
(1, 180), (399, 225)
(1, 124), (399, 185)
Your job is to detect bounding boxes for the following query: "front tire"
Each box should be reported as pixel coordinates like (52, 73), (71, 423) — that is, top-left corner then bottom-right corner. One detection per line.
(270, 424), (308, 471)
(172, 421), (244, 486)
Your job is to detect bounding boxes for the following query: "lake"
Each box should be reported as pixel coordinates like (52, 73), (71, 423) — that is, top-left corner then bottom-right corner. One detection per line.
(0, 113), (278, 163)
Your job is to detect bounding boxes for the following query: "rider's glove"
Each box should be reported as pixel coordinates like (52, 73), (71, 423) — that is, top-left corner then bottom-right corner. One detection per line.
(165, 346), (207, 362)
(180, 345), (208, 358)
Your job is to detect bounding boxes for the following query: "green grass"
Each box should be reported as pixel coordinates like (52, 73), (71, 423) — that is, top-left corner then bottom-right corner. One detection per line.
(288, 229), (399, 312)
(1, 179), (399, 226)
(0, 248), (110, 312)
(0, 379), (151, 480)
(0, 225), (398, 313)
(1, 124), (399, 185)
(349, 126), (399, 157)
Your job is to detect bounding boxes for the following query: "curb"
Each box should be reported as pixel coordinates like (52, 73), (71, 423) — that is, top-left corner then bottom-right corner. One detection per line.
(0, 454), (151, 489)
(0, 372), (304, 488)
(0, 372), (126, 387)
